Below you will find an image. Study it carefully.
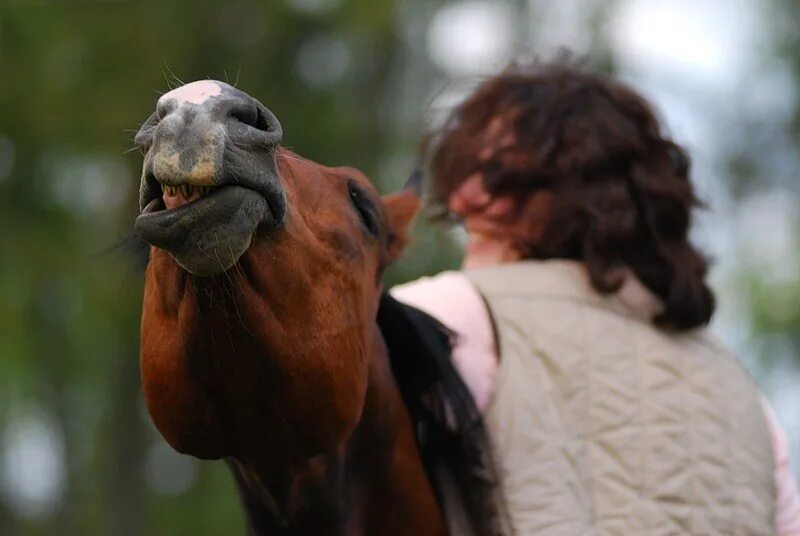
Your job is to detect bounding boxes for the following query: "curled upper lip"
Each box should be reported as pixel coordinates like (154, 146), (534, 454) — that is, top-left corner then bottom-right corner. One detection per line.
(138, 145), (280, 214)
(138, 169), (224, 216)
(137, 152), (286, 234)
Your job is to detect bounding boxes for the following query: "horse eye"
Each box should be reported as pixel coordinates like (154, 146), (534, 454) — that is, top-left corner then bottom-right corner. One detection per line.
(347, 182), (380, 236)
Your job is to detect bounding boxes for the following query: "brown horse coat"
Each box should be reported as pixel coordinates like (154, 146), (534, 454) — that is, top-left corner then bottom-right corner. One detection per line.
(133, 80), (500, 534)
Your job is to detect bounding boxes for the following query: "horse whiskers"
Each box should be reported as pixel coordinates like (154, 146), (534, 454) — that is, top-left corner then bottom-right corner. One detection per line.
(209, 233), (247, 350)
(187, 233), (251, 339)
(163, 64), (185, 88)
(223, 301), (236, 355)
(204, 283), (222, 371)
(214, 239), (227, 275)
(276, 152), (307, 166)
(193, 238), (231, 278)
(122, 145), (144, 156)
(228, 255), (255, 338)
(191, 239), (235, 324)
(161, 71), (176, 91)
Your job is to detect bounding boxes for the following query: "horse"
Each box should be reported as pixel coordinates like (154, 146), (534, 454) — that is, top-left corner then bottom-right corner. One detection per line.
(132, 80), (502, 535)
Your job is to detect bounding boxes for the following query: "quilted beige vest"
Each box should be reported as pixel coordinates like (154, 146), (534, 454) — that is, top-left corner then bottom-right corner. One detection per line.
(465, 260), (775, 535)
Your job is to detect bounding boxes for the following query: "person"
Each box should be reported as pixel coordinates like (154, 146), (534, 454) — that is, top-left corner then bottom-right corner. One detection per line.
(392, 61), (800, 535)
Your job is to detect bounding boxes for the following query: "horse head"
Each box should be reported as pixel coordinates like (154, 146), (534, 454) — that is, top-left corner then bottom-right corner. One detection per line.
(132, 80), (443, 533)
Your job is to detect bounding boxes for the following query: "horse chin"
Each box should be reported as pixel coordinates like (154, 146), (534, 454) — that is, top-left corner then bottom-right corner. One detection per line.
(135, 185), (269, 276)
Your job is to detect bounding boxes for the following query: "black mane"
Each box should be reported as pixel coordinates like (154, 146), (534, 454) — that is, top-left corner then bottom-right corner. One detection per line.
(377, 292), (508, 535)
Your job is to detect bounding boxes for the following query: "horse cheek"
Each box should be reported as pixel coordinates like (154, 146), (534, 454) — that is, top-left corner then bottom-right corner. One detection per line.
(139, 273), (230, 460)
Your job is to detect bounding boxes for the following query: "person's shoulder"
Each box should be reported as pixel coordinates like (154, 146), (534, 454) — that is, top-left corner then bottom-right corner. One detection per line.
(391, 270), (471, 299)
(391, 271), (499, 412)
(390, 270), (484, 326)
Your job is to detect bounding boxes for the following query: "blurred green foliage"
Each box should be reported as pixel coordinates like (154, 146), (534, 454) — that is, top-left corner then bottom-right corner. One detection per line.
(1, 0), (799, 534)
(0, 1), (459, 534)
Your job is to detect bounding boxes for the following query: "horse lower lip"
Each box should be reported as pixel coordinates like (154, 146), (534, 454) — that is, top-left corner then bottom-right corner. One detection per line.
(143, 197), (164, 214)
(135, 185), (270, 276)
(135, 186), (268, 242)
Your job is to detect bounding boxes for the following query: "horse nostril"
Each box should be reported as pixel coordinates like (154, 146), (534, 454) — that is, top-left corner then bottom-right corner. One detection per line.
(253, 106), (275, 133)
(226, 99), (277, 136)
(228, 100), (259, 128)
(156, 97), (178, 120)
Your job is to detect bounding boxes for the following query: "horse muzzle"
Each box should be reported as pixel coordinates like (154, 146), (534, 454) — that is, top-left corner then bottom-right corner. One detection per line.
(134, 80), (286, 276)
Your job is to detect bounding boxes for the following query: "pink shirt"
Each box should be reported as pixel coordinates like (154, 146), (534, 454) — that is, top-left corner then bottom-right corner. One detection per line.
(392, 270), (800, 534)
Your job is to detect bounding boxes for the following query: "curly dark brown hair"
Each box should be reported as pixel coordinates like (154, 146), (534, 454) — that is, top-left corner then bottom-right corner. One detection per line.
(428, 61), (715, 330)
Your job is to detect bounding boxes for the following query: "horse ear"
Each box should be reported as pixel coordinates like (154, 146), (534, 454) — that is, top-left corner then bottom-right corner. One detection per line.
(382, 189), (421, 263)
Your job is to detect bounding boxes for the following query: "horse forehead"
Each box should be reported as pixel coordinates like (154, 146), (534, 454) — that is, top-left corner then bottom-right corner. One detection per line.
(162, 80), (223, 105)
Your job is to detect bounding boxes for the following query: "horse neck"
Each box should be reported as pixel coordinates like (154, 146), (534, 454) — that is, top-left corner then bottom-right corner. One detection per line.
(231, 325), (446, 535)
(140, 256), (445, 534)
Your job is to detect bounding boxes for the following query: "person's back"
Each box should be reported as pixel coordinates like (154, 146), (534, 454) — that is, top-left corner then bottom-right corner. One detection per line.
(393, 61), (800, 535)
(470, 260), (772, 534)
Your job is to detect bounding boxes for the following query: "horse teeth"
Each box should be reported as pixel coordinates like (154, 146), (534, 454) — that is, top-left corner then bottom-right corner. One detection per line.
(161, 183), (213, 197)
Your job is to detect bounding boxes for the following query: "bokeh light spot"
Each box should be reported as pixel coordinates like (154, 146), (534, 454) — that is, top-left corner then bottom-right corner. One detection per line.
(427, 1), (515, 77)
(1, 408), (65, 519)
(44, 155), (131, 216)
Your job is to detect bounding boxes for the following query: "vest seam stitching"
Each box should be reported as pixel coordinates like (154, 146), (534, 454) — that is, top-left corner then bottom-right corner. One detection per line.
(728, 365), (741, 536)
(584, 304), (598, 534)
(685, 321), (698, 535)
(634, 317), (648, 534)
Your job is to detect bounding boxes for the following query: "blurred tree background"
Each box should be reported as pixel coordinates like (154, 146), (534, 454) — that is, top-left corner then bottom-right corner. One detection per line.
(0, 0), (797, 534)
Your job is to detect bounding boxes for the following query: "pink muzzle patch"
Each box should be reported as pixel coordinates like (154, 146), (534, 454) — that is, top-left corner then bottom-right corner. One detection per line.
(162, 80), (222, 105)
